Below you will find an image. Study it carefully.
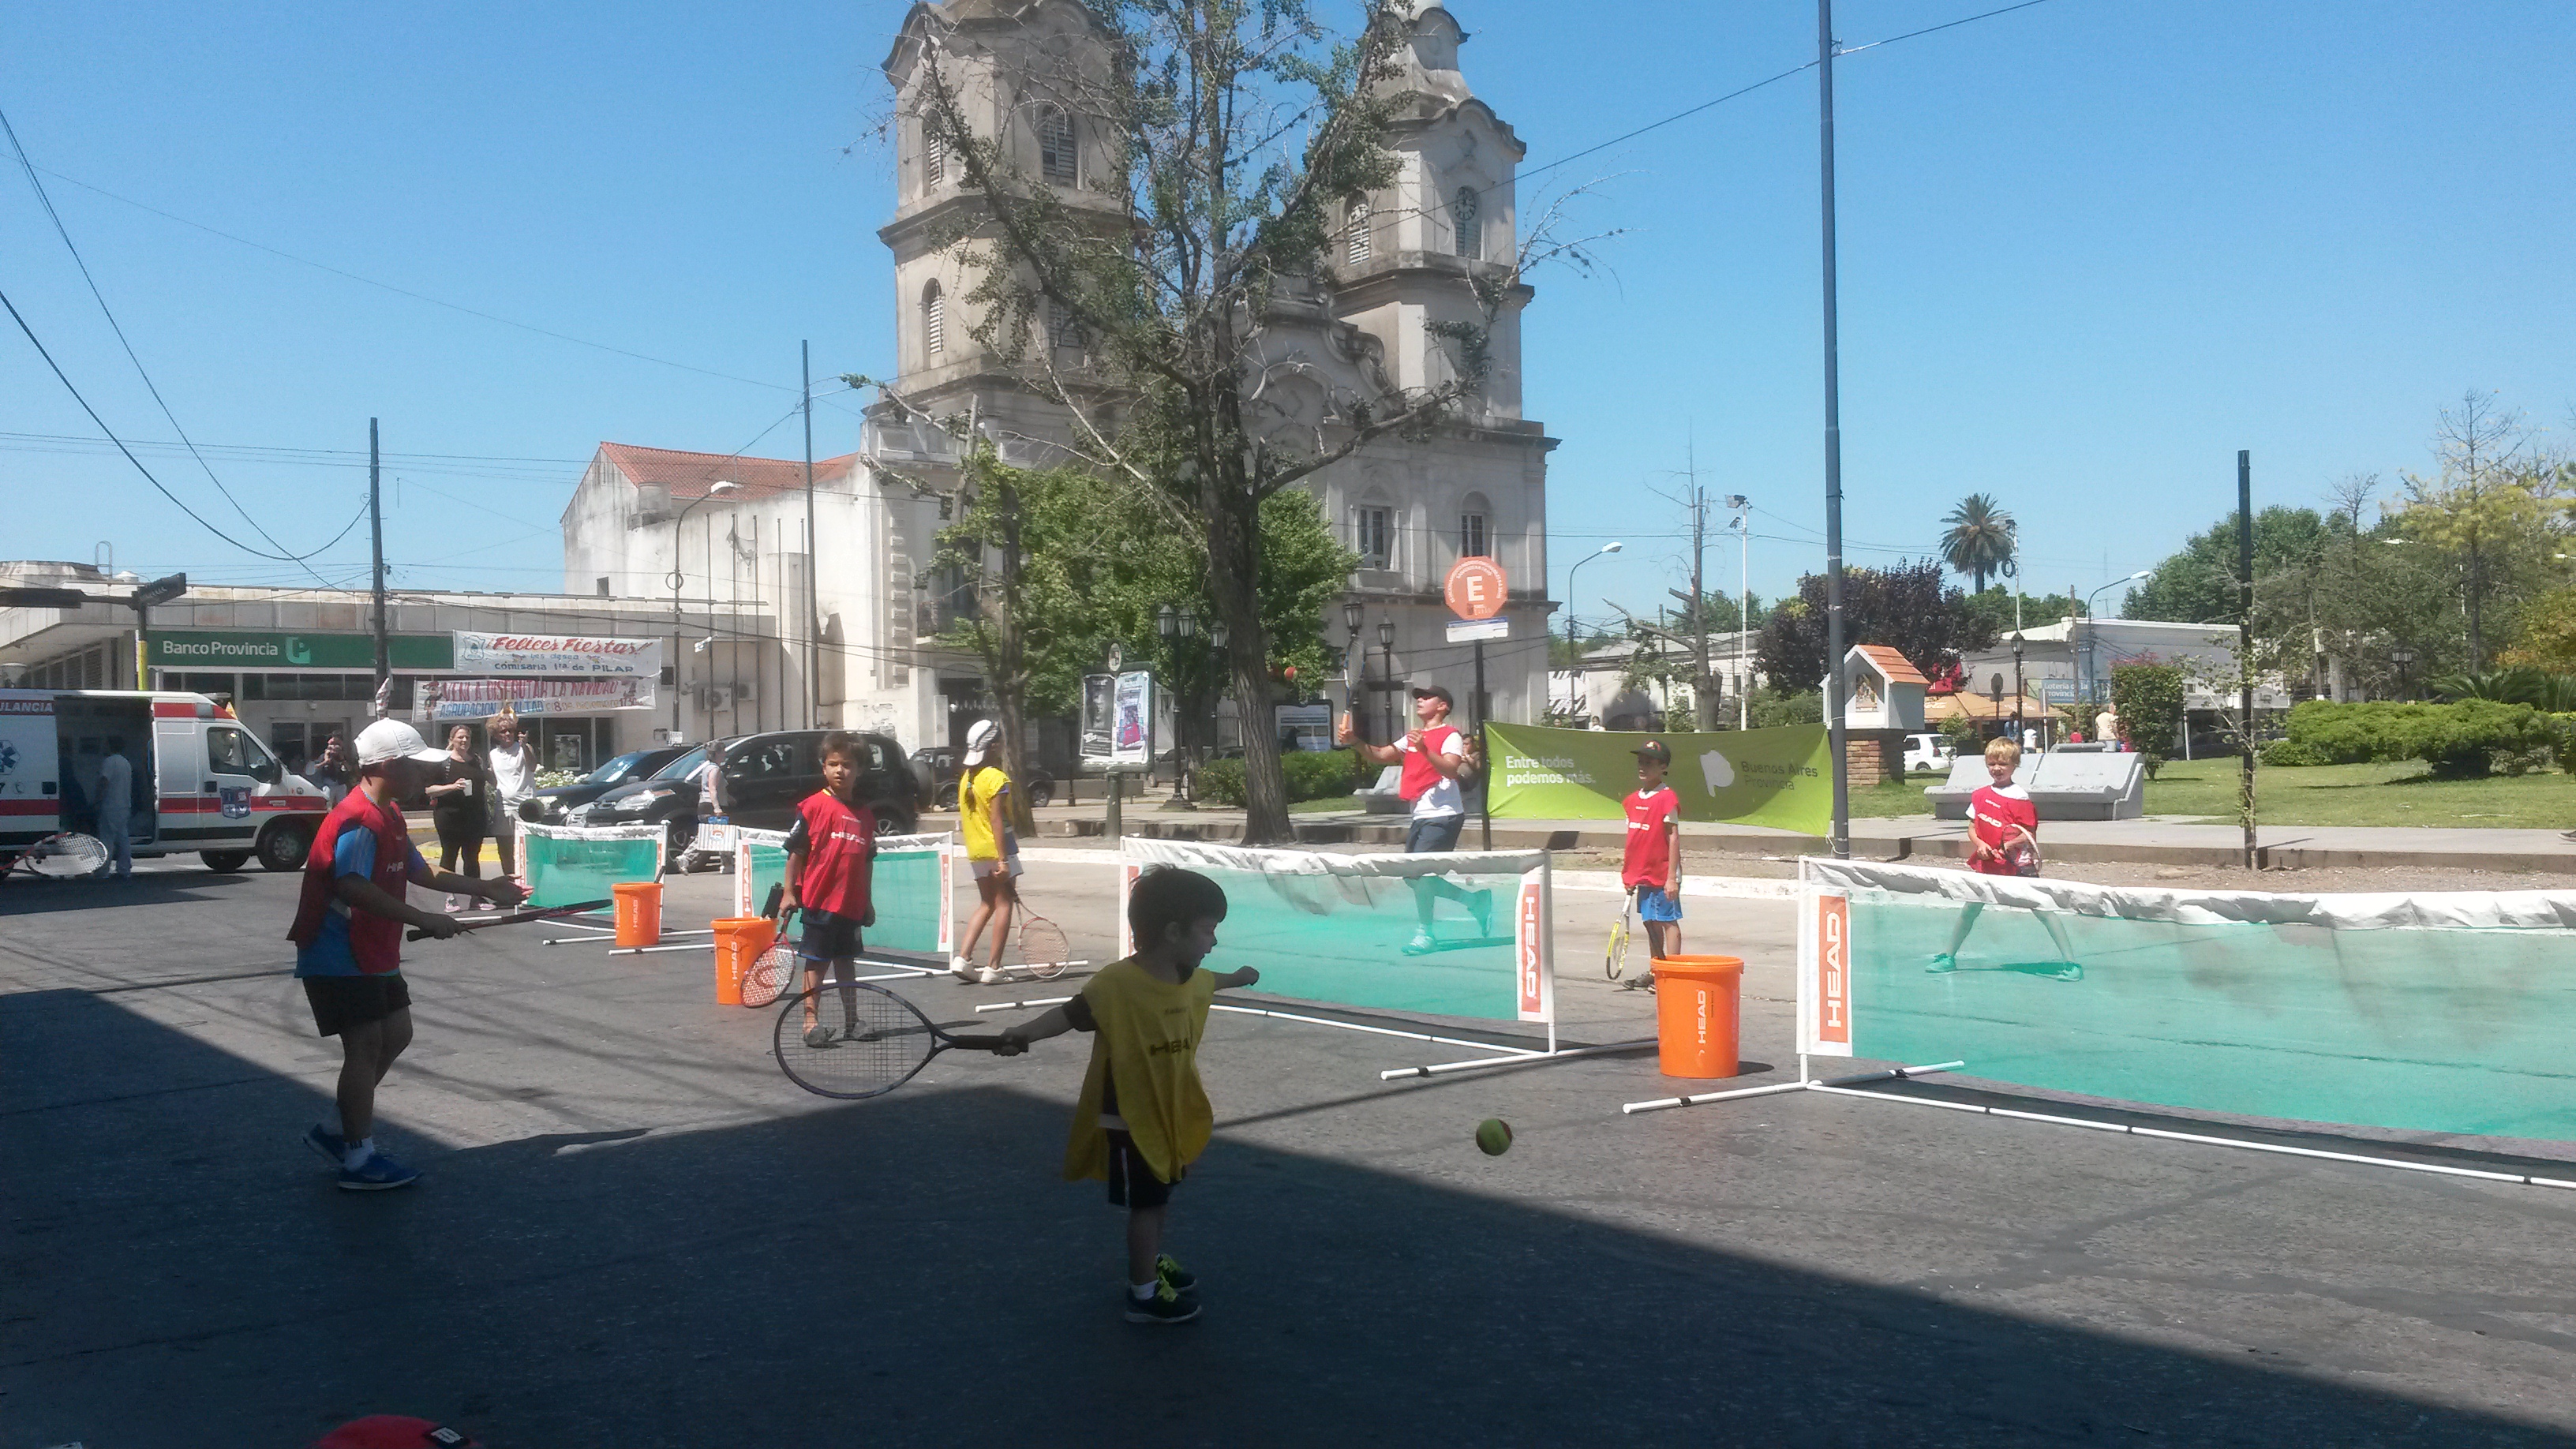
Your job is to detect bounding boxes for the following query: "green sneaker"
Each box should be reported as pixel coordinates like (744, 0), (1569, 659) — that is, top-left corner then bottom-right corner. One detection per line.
(1155, 1252), (1198, 1298)
(1124, 1279), (1200, 1324)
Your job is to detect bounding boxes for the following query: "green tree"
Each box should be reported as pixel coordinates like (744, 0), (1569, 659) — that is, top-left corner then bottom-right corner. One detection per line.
(1957, 585), (2071, 642)
(2396, 393), (2569, 668)
(900, 0), (1611, 842)
(2110, 661), (2185, 778)
(1754, 560), (1998, 697)
(1939, 493), (2016, 593)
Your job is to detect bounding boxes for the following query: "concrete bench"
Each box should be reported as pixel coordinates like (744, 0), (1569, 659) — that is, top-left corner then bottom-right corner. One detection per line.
(1924, 747), (2144, 821)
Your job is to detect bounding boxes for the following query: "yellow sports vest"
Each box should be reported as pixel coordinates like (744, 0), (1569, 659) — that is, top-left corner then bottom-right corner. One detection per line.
(959, 766), (1010, 859)
(1062, 958), (1219, 1185)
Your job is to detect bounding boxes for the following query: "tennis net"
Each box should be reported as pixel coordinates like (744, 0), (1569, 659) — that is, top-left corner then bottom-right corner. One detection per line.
(735, 829), (954, 960)
(517, 821), (663, 908)
(1119, 838), (1553, 1026)
(1798, 857), (2576, 1143)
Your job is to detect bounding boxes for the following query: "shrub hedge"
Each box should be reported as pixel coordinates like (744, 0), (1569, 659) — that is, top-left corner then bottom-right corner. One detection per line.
(2280, 699), (2556, 777)
(1193, 748), (1360, 807)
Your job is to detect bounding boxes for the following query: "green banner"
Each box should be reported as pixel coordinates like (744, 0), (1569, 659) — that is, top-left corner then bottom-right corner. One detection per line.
(1486, 722), (1831, 835)
(147, 630), (451, 671)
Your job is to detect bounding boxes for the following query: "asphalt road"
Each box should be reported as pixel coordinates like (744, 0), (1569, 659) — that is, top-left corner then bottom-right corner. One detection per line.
(6, 851), (2574, 1447)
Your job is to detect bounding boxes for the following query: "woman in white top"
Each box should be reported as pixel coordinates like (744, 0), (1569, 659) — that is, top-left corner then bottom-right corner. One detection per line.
(485, 713), (538, 879)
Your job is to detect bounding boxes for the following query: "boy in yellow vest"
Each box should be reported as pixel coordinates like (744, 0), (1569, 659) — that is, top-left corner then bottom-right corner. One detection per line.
(1000, 867), (1259, 1324)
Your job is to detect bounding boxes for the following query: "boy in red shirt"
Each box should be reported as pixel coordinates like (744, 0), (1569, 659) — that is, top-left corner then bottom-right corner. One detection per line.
(1622, 739), (1685, 960)
(288, 718), (526, 1191)
(1930, 736), (2080, 978)
(777, 732), (878, 1046)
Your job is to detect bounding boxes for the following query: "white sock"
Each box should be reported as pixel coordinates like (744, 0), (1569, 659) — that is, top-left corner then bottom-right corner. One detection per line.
(343, 1138), (375, 1171)
(1130, 1280), (1159, 1301)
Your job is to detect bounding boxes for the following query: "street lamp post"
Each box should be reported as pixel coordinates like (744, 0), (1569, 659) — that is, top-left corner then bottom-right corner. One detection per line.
(2009, 631), (2026, 743)
(2390, 646), (2415, 702)
(1159, 603), (1196, 807)
(668, 481), (739, 738)
(1341, 599), (1366, 743)
(1378, 619), (1397, 745)
(2080, 570), (2152, 705)
(1563, 541), (1624, 650)
(1726, 496), (1750, 730)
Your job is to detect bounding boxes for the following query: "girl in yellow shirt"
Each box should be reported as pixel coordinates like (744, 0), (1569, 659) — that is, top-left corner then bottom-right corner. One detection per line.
(952, 719), (1022, 984)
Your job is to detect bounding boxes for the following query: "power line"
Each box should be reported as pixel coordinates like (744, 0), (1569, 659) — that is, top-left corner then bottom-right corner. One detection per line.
(2, 104), (341, 586)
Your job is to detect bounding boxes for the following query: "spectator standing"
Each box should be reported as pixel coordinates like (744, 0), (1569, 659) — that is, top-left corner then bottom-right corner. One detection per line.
(307, 733), (353, 807)
(422, 724), (492, 910)
(95, 736), (135, 880)
(1335, 684), (1492, 954)
(485, 713), (537, 879)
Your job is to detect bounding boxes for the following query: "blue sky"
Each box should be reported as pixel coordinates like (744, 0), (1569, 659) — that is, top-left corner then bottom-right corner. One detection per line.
(3, 1), (2570, 630)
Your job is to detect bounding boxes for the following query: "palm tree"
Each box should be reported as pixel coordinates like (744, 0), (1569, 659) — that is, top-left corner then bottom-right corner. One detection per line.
(1941, 493), (2016, 593)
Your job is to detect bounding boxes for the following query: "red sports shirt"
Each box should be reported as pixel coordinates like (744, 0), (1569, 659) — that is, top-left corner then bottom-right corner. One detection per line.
(1967, 784), (2037, 875)
(787, 789), (877, 918)
(1397, 724), (1464, 802)
(1622, 785), (1679, 890)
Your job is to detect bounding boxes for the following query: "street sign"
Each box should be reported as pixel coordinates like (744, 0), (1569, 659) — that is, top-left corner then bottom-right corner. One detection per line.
(1446, 617), (1509, 643)
(1443, 556), (1507, 620)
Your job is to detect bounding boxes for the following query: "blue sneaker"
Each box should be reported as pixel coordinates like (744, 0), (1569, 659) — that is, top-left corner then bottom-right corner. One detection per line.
(336, 1150), (421, 1192)
(304, 1122), (346, 1163)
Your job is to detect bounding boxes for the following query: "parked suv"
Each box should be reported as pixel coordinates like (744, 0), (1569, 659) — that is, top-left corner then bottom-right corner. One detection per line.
(703, 729), (920, 838)
(914, 744), (1055, 812)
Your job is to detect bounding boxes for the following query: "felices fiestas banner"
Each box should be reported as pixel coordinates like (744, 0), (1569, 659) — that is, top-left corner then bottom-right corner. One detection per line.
(1485, 723), (1832, 836)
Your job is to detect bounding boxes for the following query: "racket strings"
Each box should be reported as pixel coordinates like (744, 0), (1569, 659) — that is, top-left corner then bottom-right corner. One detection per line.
(774, 984), (934, 1098)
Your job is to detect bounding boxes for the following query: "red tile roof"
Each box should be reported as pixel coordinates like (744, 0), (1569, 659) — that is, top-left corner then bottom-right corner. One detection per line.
(597, 442), (859, 501)
(1851, 643), (1930, 687)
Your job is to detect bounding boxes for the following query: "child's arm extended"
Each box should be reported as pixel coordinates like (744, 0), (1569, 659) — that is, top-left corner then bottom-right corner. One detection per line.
(998, 1003), (1075, 1051)
(332, 874), (463, 938)
(1211, 966), (1261, 990)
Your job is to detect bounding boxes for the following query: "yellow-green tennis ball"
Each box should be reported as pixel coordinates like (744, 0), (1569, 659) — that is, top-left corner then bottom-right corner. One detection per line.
(1474, 1118), (1513, 1156)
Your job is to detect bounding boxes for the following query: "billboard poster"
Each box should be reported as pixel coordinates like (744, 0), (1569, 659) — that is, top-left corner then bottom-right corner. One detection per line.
(414, 677), (656, 721)
(1485, 722), (1831, 837)
(1110, 671), (1155, 766)
(452, 632), (661, 678)
(1080, 674), (1115, 762)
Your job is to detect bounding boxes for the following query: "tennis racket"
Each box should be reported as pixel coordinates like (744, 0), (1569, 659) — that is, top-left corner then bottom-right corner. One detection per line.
(773, 981), (1018, 1099)
(1016, 908), (1071, 980)
(745, 885), (799, 1009)
(1604, 887), (1634, 979)
(6, 832), (107, 880)
(406, 898), (610, 941)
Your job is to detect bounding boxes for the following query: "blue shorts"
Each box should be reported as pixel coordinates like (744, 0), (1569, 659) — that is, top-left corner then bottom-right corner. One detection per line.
(1405, 814), (1465, 854)
(1636, 886), (1683, 923)
(797, 908), (866, 964)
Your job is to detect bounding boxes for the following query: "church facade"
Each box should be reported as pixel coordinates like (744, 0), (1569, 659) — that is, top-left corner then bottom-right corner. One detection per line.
(562, 0), (1556, 757)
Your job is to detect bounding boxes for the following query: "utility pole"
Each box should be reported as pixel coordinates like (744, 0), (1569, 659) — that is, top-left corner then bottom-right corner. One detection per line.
(1687, 464), (1713, 729)
(2237, 449), (2257, 869)
(369, 417), (390, 715)
(803, 341), (820, 730)
(1729, 495), (1750, 730)
(1818, 0), (1851, 858)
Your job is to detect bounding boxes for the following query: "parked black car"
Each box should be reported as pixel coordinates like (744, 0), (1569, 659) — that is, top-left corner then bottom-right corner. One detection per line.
(915, 744), (1056, 812)
(702, 729), (921, 837)
(516, 746), (693, 826)
(565, 742), (722, 857)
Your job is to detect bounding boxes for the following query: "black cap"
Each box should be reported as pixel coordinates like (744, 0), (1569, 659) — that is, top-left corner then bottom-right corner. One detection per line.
(1411, 683), (1454, 706)
(1631, 739), (1672, 765)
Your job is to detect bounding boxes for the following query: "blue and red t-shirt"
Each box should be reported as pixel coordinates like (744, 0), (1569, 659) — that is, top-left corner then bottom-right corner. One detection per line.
(785, 788), (877, 919)
(288, 790), (429, 977)
(1622, 785), (1679, 891)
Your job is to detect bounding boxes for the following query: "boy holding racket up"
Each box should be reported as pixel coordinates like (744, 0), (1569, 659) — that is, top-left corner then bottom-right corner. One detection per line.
(778, 732), (878, 1047)
(999, 867), (1260, 1324)
(1623, 739), (1685, 961)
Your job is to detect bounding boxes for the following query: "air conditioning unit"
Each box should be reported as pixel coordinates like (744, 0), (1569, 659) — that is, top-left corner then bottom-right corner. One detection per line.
(700, 684), (734, 711)
(732, 680), (756, 702)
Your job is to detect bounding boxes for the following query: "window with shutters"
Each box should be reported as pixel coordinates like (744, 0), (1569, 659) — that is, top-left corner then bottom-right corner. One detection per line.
(924, 127), (946, 189)
(1459, 510), (1489, 560)
(1346, 199), (1372, 265)
(1452, 186), (1481, 260)
(923, 282), (945, 357)
(1354, 506), (1392, 571)
(1038, 105), (1076, 185)
(1047, 298), (1087, 354)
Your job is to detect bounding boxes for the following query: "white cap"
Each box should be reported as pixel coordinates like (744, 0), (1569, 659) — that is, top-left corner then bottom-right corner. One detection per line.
(963, 718), (999, 766)
(354, 718), (450, 767)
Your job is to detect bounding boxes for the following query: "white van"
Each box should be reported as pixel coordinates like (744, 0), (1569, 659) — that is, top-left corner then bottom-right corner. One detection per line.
(0, 688), (326, 874)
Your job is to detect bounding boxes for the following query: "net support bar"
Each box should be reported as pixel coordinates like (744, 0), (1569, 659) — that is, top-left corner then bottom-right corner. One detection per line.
(1380, 1037), (1657, 1080)
(1801, 1083), (2576, 1191)
(1621, 1061), (1964, 1115)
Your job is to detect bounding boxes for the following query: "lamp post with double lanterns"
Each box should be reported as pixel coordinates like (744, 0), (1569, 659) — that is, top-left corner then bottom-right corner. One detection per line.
(1157, 604), (1230, 809)
(1342, 599), (1366, 742)
(1378, 619), (1398, 745)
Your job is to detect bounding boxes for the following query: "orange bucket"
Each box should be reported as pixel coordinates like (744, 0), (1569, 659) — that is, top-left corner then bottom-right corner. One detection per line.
(1650, 955), (1743, 1079)
(612, 881), (663, 948)
(710, 916), (777, 1007)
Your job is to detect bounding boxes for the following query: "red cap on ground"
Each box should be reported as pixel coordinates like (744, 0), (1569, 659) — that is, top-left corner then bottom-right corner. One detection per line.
(313, 1417), (475, 1449)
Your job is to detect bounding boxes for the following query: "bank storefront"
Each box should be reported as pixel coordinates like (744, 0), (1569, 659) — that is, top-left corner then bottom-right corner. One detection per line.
(148, 628), (661, 776)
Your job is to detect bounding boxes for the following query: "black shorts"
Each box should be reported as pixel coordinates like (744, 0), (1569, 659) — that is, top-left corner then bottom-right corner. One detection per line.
(797, 908), (866, 965)
(1406, 814), (1465, 854)
(1106, 1129), (1176, 1210)
(302, 974), (412, 1037)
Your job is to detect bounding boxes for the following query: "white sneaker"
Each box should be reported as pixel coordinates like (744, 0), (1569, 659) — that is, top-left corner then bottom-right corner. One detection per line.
(976, 965), (1005, 985)
(951, 955), (975, 982)
(444, 895), (462, 913)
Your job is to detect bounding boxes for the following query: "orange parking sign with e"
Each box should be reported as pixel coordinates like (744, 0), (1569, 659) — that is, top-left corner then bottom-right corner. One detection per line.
(1444, 557), (1507, 620)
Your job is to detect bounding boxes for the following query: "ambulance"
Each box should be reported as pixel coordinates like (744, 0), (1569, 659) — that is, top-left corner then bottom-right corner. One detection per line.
(0, 688), (328, 874)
